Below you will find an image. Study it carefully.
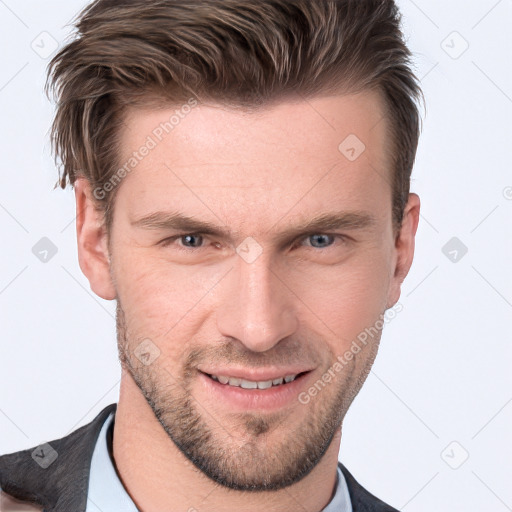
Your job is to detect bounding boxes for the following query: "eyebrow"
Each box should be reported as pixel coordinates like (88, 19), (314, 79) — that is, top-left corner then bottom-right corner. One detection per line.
(130, 210), (377, 246)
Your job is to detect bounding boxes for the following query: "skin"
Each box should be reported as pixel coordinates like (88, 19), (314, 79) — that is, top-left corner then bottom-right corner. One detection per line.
(74, 89), (420, 512)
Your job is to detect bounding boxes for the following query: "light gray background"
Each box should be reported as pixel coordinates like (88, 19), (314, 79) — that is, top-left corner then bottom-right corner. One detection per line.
(1, 1), (511, 510)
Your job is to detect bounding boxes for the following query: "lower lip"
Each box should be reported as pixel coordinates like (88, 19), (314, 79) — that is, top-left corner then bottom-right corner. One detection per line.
(198, 371), (312, 411)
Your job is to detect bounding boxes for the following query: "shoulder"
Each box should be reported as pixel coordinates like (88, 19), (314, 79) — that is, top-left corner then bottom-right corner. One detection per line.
(0, 403), (117, 512)
(1, 488), (43, 511)
(338, 462), (400, 511)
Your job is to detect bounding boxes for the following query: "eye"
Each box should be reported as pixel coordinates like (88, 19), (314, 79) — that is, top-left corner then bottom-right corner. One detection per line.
(179, 233), (204, 248)
(160, 233), (208, 249)
(295, 233), (348, 250)
(301, 234), (337, 249)
(159, 233), (347, 252)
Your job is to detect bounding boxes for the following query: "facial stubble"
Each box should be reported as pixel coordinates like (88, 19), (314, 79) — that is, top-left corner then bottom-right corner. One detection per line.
(115, 300), (380, 491)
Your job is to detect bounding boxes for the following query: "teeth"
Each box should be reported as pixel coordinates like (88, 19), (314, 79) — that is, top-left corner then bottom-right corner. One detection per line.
(240, 379), (257, 389)
(209, 373), (298, 389)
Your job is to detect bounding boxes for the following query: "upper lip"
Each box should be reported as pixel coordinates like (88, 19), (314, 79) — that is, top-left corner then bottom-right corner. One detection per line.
(198, 366), (313, 381)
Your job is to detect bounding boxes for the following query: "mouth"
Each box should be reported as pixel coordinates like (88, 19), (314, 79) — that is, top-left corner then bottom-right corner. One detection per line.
(201, 371), (311, 390)
(197, 369), (313, 411)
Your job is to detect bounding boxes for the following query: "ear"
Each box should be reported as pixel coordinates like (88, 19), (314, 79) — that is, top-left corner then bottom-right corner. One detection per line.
(74, 177), (116, 300)
(386, 193), (420, 308)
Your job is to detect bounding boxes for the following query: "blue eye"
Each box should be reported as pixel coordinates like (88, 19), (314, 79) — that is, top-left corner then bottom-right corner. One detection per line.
(180, 234), (204, 248)
(160, 233), (345, 252)
(159, 233), (206, 249)
(304, 234), (336, 249)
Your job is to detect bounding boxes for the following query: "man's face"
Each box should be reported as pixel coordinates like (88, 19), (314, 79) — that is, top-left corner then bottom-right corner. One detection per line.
(82, 90), (415, 490)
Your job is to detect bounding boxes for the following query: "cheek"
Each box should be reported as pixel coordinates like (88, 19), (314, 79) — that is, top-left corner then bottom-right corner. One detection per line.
(291, 253), (392, 350)
(112, 251), (223, 353)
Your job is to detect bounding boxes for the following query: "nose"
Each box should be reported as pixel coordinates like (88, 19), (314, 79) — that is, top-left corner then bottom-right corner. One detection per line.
(216, 249), (298, 353)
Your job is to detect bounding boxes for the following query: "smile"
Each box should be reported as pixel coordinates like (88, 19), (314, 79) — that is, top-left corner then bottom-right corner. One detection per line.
(206, 373), (307, 389)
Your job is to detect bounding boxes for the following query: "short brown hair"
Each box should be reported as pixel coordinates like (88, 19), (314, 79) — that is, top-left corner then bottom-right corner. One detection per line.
(46, 0), (423, 234)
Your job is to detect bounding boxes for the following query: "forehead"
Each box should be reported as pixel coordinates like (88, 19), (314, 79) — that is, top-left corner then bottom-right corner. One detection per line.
(115, 90), (390, 223)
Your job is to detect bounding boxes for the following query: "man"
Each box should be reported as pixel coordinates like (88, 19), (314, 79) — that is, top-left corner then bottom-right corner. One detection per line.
(0, 0), (422, 510)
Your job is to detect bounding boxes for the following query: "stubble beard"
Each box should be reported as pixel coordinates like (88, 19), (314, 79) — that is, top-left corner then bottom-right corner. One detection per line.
(115, 300), (380, 491)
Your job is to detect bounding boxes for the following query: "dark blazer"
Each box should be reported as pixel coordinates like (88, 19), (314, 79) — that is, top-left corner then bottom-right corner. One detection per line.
(0, 403), (399, 511)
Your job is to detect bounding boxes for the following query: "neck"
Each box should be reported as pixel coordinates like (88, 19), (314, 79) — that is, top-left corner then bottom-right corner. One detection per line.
(112, 371), (342, 512)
